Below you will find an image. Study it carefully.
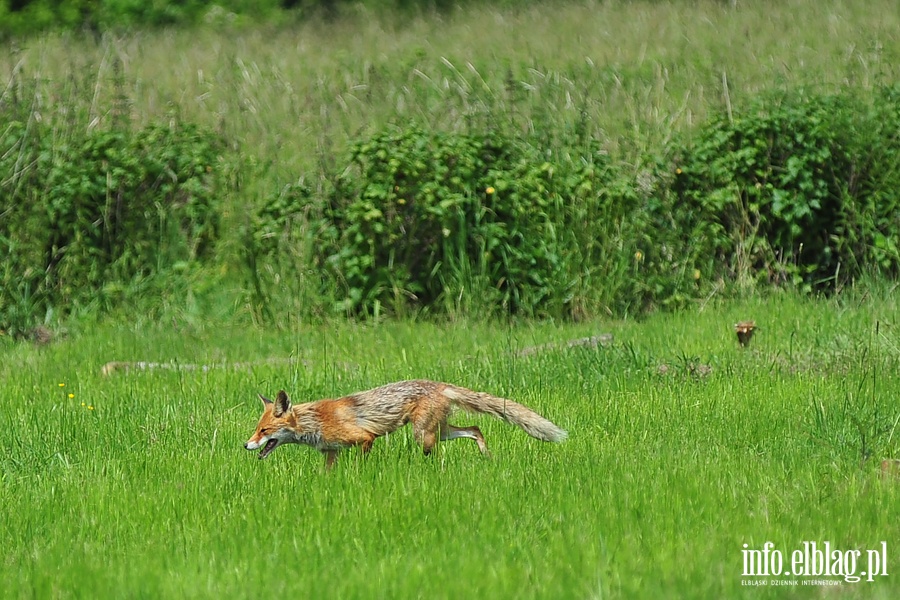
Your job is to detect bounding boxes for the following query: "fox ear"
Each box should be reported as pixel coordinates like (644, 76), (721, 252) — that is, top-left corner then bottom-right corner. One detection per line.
(273, 390), (291, 417)
(258, 393), (272, 406)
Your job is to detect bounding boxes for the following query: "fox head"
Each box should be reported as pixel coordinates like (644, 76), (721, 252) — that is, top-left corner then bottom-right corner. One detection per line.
(244, 390), (294, 459)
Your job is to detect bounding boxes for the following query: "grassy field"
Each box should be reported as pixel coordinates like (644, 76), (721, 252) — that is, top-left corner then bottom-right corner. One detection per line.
(1, 291), (898, 598)
(4, 0), (899, 192)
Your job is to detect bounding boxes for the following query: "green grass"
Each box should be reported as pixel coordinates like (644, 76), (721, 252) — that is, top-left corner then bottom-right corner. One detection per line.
(2, 292), (898, 598)
(4, 0), (898, 184)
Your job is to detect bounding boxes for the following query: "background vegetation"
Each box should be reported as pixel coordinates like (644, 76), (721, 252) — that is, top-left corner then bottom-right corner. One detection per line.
(1, 0), (899, 334)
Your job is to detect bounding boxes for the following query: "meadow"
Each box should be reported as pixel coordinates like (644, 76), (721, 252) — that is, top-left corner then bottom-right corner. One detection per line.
(1, 292), (898, 598)
(6, 0), (898, 180)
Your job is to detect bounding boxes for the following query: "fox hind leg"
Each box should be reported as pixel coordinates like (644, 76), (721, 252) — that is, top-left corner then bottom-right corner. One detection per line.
(413, 422), (490, 457)
(440, 423), (490, 456)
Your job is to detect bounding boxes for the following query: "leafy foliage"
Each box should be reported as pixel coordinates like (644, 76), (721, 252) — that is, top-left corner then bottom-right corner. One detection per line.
(311, 125), (634, 318)
(0, 116), (226, 335)
(671, 88), (900, 289)
(5, 37), (900, 330)
(256, 86), (900, 321)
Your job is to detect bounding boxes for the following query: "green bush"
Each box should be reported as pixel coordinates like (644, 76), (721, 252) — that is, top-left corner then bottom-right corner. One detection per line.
(295, 124), (647, 318)
(671, 88), (900, 289)
(249, 123), (724, 321)
(0, 116), (226, 335)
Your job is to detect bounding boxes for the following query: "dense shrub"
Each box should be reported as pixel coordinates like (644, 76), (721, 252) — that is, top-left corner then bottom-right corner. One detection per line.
(247, 124), (646, 319)
(6, 73), (900, 330)
(297, 86), (900, 319)
(671, 88), (900, 289)
(0, 116), (226, 335)
(311, 126), (616, 317)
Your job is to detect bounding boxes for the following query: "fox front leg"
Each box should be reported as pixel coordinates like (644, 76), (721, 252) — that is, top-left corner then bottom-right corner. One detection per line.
(322, 449), (339, 470)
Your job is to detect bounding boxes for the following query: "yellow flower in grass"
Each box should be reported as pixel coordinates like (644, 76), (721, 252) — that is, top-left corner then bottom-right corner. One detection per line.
(68, 393), (75, 399)
(486, 186), (495, 195)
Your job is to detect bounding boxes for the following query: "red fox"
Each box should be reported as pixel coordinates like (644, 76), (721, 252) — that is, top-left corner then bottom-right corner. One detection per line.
(244, 379), (567, 469)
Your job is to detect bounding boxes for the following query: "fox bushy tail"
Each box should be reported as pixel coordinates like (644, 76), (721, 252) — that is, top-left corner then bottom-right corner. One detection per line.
(442, 386), (568, 442)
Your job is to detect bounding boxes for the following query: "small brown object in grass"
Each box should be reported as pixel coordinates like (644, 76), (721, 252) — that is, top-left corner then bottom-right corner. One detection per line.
(30, 325), (54, 345)
(734, 321), (757, 347)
